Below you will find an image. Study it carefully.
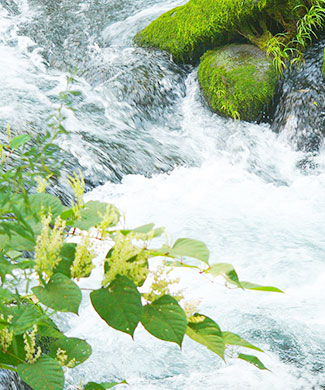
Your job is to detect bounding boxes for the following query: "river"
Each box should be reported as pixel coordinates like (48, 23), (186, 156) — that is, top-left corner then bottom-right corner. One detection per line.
(0, 0), (324, 389)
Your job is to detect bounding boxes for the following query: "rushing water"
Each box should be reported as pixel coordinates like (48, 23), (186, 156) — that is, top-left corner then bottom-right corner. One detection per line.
(0, 0), (325, 389)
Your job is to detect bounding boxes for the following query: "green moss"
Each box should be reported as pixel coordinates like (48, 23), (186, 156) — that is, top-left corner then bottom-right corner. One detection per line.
(135, 0), (323, 70)
(135, 0), (277, 64)
(198, 45), (278, 121)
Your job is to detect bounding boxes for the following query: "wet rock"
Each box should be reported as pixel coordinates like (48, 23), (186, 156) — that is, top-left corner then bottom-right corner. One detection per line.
(134, 0), (270, 64)
(197, 44), (277, 121)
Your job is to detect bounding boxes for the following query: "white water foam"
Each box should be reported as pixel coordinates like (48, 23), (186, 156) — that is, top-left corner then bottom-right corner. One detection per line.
(72, 87), (325, 388)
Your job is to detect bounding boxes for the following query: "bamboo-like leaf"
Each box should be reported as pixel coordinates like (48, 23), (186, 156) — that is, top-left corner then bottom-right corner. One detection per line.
(223, 332), (263, 352)
(238, 353), (269, 370)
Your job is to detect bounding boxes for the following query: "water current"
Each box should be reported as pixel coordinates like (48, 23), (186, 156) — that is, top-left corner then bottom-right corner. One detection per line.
(0, 0), (325, 389)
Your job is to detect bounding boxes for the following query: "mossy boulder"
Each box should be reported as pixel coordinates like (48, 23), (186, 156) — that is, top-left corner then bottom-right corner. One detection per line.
(198, 44), (278, 121)
(134, 0), (288, 64)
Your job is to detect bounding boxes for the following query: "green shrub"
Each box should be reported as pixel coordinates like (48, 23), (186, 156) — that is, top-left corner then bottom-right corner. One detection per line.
(0, 80), (282, 390)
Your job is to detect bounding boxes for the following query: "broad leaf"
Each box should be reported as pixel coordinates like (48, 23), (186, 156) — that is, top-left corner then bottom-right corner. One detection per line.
(186, 314), (225, 359)
(90, 275), (142, 337)
(0, 226), (37, 251)
(37, 323), (65, 340)
(133, 223), (154, 233)
(28, 194), (64, 221)
(32, 273), (82, 314)
(53, 243), (76, 278)
(49, 337), (92, 367)
(170, 238), (210, 264)
(10, 305), (45, 334)
(141, 295), (187, 347)
(208, 263), (241, 284)
(120, 224), (164, 238)
(0, 335), (26, 365)
(238, 353), (268, 370)
(222, 332), (263, 352)
(0, 287), (16, 303)
(84, 381), (127, 390)
(17, 355), (65, 390)
(74, 201), (119, 230)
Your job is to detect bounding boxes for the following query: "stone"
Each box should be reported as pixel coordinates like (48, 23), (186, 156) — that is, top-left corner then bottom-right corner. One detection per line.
(134, 0), (272, 64)
(197, 44), (278, 121)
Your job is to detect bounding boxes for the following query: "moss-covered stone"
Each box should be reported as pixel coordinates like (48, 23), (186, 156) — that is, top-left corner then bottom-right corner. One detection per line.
(135, 0), (278, 64)
(134, 0), (319, 68)
(198, 44), (278, 121)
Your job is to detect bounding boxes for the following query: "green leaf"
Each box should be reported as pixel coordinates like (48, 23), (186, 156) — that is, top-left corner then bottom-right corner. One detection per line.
(10, 135), (31, 150)
(49, 337), (92, 367)
(238, 353), (269, 370)
(141, 295), (187, 347)
(74, 201), (119, 230)
(53, 243), (76, 278)
(133, 223), (154, 233)
(13, 257), (35, 270)
(170, 238), (210, 264)
(0, 335), (26, 365)
(28, 194), (64, 221)
(239, 281), (283, 293)
(222, 332), (263, 352)
(90, 275), (142, 337)
(32, 273), (82, 314)
(37, 323), (65, 340)
(84, 381), (127, 390)
(60, 208), (74, 221)
(0, 363), (17, 372)
(208, 263), (235, 276)
(208, 263), (241, 286)
(6, 250), (22, 259)
(0, 255), (15, 280)
(10, 305), (45, 334)
(0, 226), (37, 251)
(0, 287), (16, 303)
(120, 224), (163, 238)
(17, 356), (65, 390)
(186, 314), (225, 359)
(69, 90), (82, 96)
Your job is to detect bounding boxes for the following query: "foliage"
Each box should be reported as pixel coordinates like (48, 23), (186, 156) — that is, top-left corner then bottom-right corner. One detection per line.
(197, 45), (277, 120)
(0, 83), (283, 390)
(135, 0), (325, 71)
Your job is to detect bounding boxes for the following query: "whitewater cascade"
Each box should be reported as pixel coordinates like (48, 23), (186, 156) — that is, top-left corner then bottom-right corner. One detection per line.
(0, 0), (324, 389)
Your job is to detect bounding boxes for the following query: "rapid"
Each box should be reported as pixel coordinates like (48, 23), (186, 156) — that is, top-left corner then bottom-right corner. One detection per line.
(0, 0), (324, 388)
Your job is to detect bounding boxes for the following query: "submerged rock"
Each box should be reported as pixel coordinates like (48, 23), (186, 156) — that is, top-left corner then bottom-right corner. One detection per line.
(0, 370), (29, 390)
(272, 38), (325, 153)
(197, 44), (278, 121)
(134, 0), (273, 64)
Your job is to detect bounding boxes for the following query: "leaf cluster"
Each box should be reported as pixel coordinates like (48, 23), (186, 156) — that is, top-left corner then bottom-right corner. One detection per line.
(0, 83), (282, 389)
